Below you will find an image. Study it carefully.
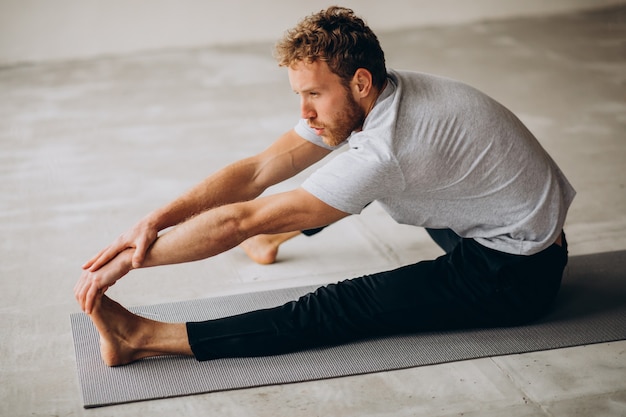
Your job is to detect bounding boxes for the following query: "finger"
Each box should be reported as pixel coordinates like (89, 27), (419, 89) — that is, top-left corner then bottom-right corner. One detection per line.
(88, 245), (124, 272)
(132, 241), (147, 268)
(74, 271), (89, 305)
(75, 282), (85, 311)
(85, 284), (110, 315)
(77, 278), (91, 312)
(85, 283), (99, 314)
(82, 247), (107, 270)
(77, 269), (97, 312)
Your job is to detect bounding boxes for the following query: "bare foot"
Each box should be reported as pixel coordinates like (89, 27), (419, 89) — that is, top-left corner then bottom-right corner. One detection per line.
(240, 231), (300, 265)
(88, 295), (192, 366)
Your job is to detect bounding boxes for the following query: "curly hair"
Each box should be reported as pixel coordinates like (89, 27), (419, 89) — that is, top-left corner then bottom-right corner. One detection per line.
(274, 6), (387, 90)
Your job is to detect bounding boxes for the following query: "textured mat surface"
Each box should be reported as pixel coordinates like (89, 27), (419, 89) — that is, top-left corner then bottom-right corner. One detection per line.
(71, 251), (626, 408)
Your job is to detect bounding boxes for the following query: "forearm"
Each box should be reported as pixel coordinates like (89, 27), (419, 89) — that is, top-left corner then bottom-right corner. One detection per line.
(139, 189), (349, 269)
(145, 130), (330, 233)
(146, 158), (266, 232)
(140, 204), (248, 268)
(83, 131), (328, 272)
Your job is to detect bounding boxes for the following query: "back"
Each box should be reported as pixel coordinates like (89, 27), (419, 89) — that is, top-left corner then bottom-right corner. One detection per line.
(300, 70), (576, 255)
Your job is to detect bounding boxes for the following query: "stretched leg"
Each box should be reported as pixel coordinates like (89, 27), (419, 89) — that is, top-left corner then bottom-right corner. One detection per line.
(187, 256), (477, 360)
(88, 295), (192, 366)
(188, 237), (567, 361)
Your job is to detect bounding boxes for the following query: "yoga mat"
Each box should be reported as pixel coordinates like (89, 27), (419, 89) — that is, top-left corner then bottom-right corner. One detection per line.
(71, 251), (626, 408)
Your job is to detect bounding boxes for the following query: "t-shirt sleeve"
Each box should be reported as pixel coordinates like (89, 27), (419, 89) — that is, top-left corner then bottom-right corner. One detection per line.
(301, 142), (405, 214)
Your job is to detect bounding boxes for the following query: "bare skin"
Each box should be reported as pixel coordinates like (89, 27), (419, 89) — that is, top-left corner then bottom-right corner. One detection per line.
(240, 231), (301, 264)
(89, 295), (193, 366)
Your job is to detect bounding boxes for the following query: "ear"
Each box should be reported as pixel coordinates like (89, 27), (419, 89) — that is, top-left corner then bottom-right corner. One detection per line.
(352, 68), (373, 98)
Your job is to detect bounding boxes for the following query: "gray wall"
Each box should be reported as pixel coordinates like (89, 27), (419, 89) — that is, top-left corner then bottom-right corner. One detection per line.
(1, 0), (623, 66)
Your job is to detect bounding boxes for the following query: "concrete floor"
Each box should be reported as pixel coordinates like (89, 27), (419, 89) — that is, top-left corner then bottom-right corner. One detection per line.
(1, 5), (625, 417)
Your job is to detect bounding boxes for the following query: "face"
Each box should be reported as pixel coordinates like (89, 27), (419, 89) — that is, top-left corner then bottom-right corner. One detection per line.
(288, 61), (365, 147)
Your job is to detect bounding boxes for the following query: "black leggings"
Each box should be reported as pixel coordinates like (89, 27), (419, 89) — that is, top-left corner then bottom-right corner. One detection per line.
(186, 229), (568, 361)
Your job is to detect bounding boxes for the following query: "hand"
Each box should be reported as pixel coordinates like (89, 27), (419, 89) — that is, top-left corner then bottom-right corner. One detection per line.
(82, 218), (158, 272)
(74, 249), (133, 314)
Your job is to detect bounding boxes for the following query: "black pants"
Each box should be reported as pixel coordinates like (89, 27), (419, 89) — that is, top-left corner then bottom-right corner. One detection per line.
(186, 229), (568, 361)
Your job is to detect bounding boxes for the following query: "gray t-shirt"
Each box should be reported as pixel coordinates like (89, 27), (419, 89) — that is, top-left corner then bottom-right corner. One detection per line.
(296, 70), (575, 255)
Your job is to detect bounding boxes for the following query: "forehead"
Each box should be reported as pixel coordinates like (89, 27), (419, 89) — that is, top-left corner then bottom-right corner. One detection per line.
(287, 60), (343, 92)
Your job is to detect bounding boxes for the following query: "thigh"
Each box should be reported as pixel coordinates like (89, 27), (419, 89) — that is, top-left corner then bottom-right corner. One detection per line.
(352, 237), (567, 332)
(284, 248), (498, 338)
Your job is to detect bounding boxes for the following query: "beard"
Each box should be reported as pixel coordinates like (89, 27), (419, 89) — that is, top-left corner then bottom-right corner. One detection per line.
(315, 90), (366, 147)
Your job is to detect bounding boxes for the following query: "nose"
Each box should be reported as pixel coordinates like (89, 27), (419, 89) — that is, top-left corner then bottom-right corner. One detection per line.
(300, 97), (316, 120)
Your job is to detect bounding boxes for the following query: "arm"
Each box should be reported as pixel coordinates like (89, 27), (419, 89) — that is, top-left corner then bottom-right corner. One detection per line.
(75, 188), (349, 313)
(144, 130), (332, 231)
(83, 129), (331, 271)
(142, 188), (349, 266)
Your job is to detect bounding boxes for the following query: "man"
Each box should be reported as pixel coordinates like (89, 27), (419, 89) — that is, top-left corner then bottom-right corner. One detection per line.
(74, 6), (575, 366)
